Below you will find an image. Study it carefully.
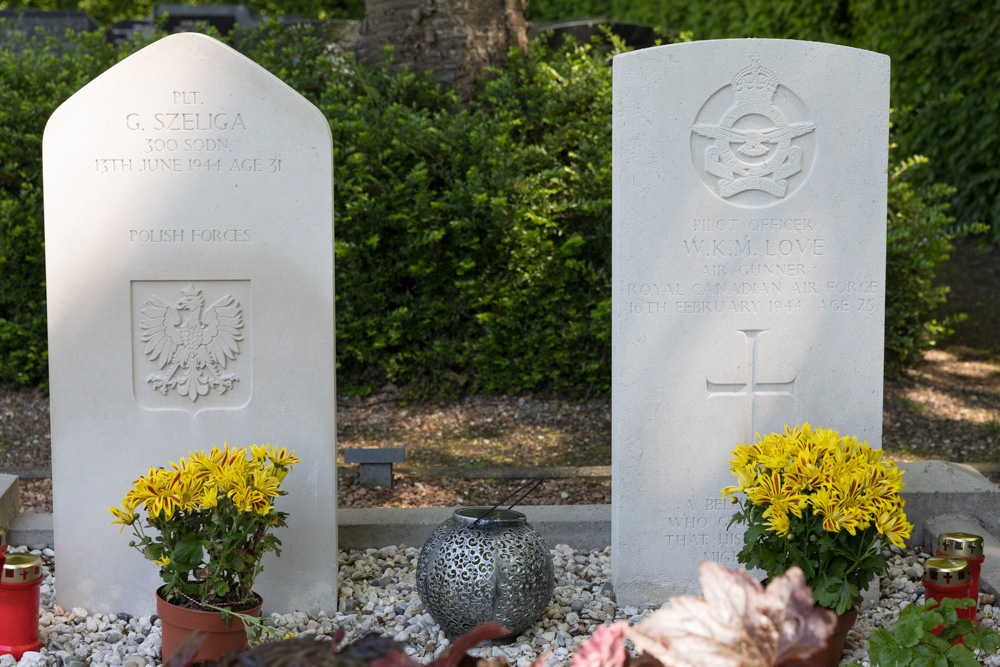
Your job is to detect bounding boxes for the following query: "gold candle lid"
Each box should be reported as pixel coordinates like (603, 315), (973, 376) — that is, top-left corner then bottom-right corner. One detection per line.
(924, 557), (971, 586)
(938, 532), (985, 558)
(1, 553), (42, 584)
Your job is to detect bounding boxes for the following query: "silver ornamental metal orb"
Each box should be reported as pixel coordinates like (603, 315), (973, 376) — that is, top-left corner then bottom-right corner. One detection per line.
(416, 507), (555, 641)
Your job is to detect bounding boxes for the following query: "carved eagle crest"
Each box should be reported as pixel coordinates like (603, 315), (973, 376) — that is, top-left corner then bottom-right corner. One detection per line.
(140, 284), (244, 401)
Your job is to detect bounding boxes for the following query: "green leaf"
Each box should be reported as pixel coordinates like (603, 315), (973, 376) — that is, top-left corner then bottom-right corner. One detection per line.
(171, 536), (204, 571)
(869, 627), (910, 667)
(943, 643), (982, 667)
(893, 604), (926, 647)
(744, 523), (766, 543)
(143, 543), (164, 562)
(908, 644), (947, 667)
(918, 607), (946, 632)
(919, 632), (950, 653)
(965, 625), (1000, 653)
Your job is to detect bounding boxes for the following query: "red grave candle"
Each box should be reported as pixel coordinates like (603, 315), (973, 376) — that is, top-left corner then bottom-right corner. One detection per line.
(937, 532), (985, 622)
(0, 553), (43, 659)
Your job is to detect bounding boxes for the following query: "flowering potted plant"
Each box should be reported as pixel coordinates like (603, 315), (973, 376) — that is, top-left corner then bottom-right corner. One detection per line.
(721, 424), (912, 616)
(109, 442), (299, 660)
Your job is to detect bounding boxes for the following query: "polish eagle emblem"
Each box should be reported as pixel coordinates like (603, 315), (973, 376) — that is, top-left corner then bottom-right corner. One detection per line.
(691, 55), (817, 200)
(140, 284), (244, 401)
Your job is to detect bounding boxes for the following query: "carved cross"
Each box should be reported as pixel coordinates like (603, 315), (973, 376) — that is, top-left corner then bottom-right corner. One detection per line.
(706, 329), (796, 443)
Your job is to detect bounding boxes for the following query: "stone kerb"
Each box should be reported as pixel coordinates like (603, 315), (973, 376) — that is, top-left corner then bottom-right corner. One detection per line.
(899, 461), (1000, 544)
(0, 473), (18, 529)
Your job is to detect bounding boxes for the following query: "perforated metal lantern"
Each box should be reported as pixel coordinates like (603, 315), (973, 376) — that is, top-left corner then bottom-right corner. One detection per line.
(416, 508), (554, 641)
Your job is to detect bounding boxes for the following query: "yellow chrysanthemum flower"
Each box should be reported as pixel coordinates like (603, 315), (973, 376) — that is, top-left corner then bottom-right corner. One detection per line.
(721, 464), (757, 499)
(167, 470), (205, 512)
(812, 494), (861, 535)
(748, 470), (784, 506)
(784, 459), (829, 494)
(727, 444), (758, 471)
(108, 504), (139, 534)
(230, 485), (272, 515)
(206, 450), (253, 494)
(251, 443), (301, 470)
(252, 469), (282, 498)
(876, 510), (913, 549)
(200, 485), (219, 510)
(764, 507), (791, 537)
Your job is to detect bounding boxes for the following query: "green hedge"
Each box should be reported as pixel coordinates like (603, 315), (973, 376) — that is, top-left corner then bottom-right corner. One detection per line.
(0, 0), (364, 25)
(0, 29), (132, 386)
(299, 37), (613, 396)
(884, 152), (987, 373)
(0, 23), (974, 394)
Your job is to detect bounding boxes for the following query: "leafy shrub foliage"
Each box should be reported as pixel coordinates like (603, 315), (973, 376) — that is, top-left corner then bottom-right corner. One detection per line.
(885, 152), (987, 373)
(868, 597), (1000, 666)
(0, 21), (972, 394)
(316, 43), (612, 397)
(1, 0), (364, 26)
(0, 27), (137, 386)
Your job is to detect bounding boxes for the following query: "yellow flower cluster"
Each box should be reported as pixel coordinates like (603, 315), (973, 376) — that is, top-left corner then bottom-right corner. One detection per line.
(109, 443), (300, 529)
(721, 424), (913, 548)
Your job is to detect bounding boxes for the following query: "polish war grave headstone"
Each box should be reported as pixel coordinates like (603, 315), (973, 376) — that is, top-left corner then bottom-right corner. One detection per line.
(612, 39), (890, 606)
(43, 32), (336, 615)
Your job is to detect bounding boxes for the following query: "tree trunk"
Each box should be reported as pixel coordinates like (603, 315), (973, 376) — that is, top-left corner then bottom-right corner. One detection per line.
(356, 0), (528, 98)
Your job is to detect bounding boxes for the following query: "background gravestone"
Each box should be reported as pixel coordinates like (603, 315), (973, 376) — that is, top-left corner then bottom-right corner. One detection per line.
(106, 20), (155, 46)
(0, 9), (98, 51)
(612, 39), (889, 606)
(155, 4), (257, 35)
(43, 32), (336, 615)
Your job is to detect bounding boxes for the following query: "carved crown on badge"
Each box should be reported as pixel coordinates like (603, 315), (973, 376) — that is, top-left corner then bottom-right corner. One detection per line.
(731, 56), (780, 104)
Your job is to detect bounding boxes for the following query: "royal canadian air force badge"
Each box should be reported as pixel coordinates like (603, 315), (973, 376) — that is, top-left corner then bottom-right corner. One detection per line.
(692, 56), (816, 201)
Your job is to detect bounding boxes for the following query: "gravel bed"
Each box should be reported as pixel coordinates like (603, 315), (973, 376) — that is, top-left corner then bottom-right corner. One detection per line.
(5, 543), (998, 667)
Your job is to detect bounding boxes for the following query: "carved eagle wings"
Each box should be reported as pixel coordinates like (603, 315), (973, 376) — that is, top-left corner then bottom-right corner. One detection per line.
(692, 122), (817, 157)
(140, 285), (243, 401)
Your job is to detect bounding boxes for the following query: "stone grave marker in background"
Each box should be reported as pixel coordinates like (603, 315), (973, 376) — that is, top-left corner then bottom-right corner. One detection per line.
(106, 20), (156, 46)
(0, 9), (99, 50)
(155, 4), (257, 35)
(612, 39), (889, 606)
(43, 32), (336, 614)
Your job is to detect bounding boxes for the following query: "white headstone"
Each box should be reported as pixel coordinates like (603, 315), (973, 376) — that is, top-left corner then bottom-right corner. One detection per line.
(612, 39), (889, 605)
(43, 33), (336, 614)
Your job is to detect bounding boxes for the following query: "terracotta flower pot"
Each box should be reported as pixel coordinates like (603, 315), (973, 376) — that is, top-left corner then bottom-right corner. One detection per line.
(803, 607), (858, 667)
(156, 586), (262, 663)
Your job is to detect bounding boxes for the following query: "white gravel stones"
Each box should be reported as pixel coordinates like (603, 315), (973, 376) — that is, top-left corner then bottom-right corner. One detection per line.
(6, 543), (998, 666)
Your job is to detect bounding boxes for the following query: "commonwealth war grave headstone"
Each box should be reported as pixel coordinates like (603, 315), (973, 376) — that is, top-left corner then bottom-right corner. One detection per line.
(43, 32), (336, 614)
(612, 39), (890, 606)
